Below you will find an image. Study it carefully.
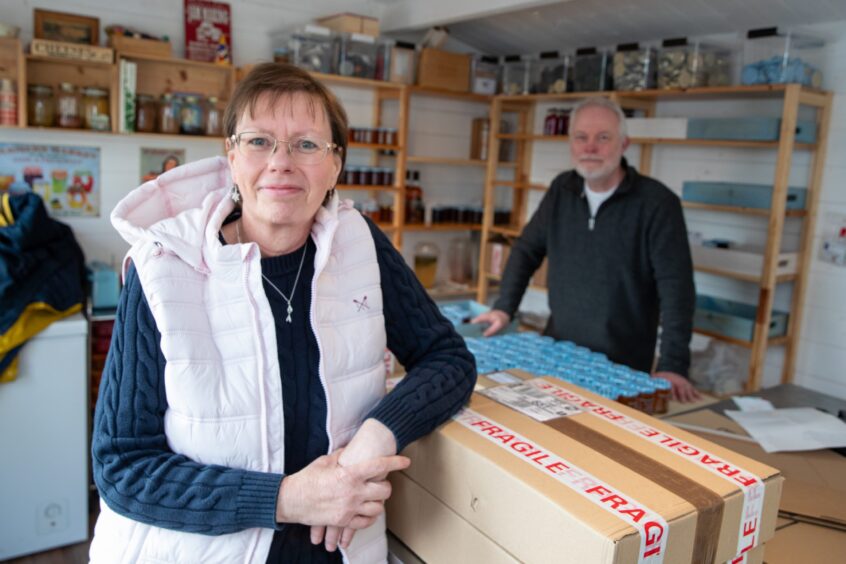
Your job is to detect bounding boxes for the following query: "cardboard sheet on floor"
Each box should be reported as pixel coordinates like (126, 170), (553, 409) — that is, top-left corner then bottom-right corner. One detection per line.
(665, 409), (846, 529)
(762, 520), (846, 563)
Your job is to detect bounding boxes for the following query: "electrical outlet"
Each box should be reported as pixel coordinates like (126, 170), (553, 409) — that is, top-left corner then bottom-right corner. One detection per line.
(36, 499), (69, 535)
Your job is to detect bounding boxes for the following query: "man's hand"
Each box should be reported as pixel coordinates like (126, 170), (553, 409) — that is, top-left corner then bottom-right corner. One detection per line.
(654, 371), (701, 403)
(311, 419), (399, 552)
(470, 309), (511, 337)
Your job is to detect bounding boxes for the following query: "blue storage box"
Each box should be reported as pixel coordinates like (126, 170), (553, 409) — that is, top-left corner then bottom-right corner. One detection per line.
(438, 300), (518, 338)
(694, 295), (788, 341)
(682, 181), (807, 210)
(686, 117), (817, 144)
(87, 261), (121, 311)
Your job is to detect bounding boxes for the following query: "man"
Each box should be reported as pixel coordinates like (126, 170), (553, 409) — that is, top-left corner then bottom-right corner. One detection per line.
(473, 97), (699, 402)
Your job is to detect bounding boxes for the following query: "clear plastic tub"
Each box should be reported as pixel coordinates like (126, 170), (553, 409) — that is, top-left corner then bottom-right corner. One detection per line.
(501, 55), (531, 95)
(658, 38), (733, 89)
(471, 55), (499, 95)
(385, 41), (416, 84)
(741, 27), (824, 88)
(612, 43), (657, 91)
(290, 25), (336, 74)
(573, 47), (612, 92)
(530, 51), (570, 94)
(336, 32), (379, 79)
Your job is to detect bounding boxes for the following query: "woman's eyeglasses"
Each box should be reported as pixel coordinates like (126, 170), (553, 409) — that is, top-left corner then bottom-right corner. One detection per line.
(230, 132), (340, 165)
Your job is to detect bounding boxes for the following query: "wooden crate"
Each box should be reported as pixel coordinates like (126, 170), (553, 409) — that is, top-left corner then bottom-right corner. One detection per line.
(108, 34), (171, 58)
(417, 48), (470, 92)
(126, 54), (235, 102)
(315, 13), (379, 36)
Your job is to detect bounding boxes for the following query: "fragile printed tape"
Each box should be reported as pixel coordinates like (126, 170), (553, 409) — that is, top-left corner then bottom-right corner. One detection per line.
(528, 379), (766, 563)
(455, 408), (670, 563)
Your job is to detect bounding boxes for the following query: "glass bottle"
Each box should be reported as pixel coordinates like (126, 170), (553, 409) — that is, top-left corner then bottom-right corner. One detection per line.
(81, 87), (110, 131)
(56, 83), (82, 128)
(135, 94), (157, 133)
(179, 95), (204, 135)
(0, 79), (18, 126)
(205, 96), (222, 136)
(413, 242), (439, 289)
(158, 93), (179, 134)
(27, 84), (54, 127)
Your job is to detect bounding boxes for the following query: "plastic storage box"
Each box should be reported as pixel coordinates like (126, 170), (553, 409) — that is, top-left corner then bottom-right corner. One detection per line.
(694, 294), (788, 341)
(741, 28), (824, 87)
(289, 25), (336, 74)
(530, 51), (570, 94)
(682, 180), (807, 211)
(501, 55), (531, 95)
(438, 300), (518, 338)
(658, 38), (733, 89)
(573, 47), (613, 92)
(336, 32), (379, 79)
(686, 117), (817, 144)
(87, 261), (121, 311)
(612, 43), (657, 91)
(471, 55), (499, 95)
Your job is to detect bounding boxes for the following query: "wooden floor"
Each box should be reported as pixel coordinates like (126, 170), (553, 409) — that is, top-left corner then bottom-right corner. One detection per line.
(5, 493), (98, 564)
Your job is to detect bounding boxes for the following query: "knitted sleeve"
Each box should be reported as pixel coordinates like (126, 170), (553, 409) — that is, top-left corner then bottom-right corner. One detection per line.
(91, 265), (284, 535)
(362, 218), (477, 452)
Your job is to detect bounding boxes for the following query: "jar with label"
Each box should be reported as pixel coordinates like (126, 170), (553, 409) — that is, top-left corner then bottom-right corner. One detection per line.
(0, 79), (17, 126)
(413, 242), (439, 289)
(205, 96), (222, 136)
(158, 93), (179, 134)
(135, 94), (157, 133)
(27, 84), (54, 127)
(81, 87), (110, 131)
(179, 95), (204, 135)
(56, 83), (82, 128)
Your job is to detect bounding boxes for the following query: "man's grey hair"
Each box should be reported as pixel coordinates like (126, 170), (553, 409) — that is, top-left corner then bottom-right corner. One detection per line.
(568, 96), (628, 139)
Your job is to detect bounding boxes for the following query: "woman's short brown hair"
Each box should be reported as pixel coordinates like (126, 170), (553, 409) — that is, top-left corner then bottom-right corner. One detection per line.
(224, 62), (348, 172)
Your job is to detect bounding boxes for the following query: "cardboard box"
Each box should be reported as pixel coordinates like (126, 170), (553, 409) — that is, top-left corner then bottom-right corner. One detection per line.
(665, 409), (846, 529)
(392, 375), (782, 563)
(417, 48), (471, 92)
(316, 13), (379, 37)
(107, 34), (172, 58)
(30, 38), (113, 63)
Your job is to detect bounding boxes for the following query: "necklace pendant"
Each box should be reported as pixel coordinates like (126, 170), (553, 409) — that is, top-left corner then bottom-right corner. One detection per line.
(285, 303), (293, 323)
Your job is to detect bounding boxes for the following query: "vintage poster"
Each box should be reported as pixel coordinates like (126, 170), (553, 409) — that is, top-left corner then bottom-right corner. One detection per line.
(184, 0), (231, 64)
(140, 148), (186, 183)
(0, 143), (100, 217)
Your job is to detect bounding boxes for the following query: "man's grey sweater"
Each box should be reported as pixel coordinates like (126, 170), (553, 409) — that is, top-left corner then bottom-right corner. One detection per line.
(493, 161), (695, 376)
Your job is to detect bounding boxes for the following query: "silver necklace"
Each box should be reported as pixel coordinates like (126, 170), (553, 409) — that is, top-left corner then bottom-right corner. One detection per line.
(235, 220), (308, 323)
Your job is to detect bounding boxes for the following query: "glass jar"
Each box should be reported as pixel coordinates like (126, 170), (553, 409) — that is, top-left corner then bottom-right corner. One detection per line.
(205, 96), (222, 136)
(158, 93), (179, 134)
(573, 47), (613, 92)
(447, 238), (474, 285)
(56, 82), (81, 128)
(613, 43), (657, 91)
(179, 95), (204, 135)
(81, 87), (110, 131)
(135, 94), (157, 133)
(413, 242), (439, 289)
(27, 84), (54, 127)
(0, 78), (18, 126)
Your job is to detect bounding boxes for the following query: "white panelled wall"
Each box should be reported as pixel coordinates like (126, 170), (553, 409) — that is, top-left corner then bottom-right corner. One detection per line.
(1, 1), (844, 396)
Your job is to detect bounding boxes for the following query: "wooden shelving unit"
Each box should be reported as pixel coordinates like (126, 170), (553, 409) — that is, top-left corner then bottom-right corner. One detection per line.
(477, 85), (832, 391)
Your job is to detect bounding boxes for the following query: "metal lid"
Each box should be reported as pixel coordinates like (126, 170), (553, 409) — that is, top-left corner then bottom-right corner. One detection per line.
(82, 87), (108, 96)
(27, 83), (53, 95)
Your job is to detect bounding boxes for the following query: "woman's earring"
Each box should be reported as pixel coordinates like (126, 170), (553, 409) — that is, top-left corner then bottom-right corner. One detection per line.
(323, 187), (335, 205)
(230, 184), (241, 204)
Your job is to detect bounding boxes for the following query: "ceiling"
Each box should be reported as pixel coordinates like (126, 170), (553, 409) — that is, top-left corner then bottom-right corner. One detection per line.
(380, 0), (846, 55)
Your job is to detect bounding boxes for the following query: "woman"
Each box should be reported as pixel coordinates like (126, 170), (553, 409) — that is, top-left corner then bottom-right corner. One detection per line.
(90, 63), (476, 563)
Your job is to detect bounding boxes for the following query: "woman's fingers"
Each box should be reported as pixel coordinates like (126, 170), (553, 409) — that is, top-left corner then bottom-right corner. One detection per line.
(310, 525), (325, 545)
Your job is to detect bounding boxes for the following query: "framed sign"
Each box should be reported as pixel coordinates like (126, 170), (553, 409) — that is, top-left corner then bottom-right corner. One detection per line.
(34, 9), (100, 46)
(184, 0), (231, 64)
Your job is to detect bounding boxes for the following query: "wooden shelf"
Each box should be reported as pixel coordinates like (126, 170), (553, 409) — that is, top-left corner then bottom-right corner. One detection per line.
(693, 265), (798, 284)
(493, 180), (548, 190)
(693, 328), (789, 349)
(486, 273), (545, 293)
(336, 184), (399, 192)
(407, 156), (486, 167)
(25, 53), (113, 67)
(496, 133), (814, 150)
(311, 72), (405, 90)
(489, 226), (522, 237)
(498, 133), (568, 142)
(408, 85), (492, 103)
(682, 202), (808, 218)
(404, 223), (482, 232)
(496, 84), (825, 103)
(349, 142), (402, 151)
(428, 285), (480, 300)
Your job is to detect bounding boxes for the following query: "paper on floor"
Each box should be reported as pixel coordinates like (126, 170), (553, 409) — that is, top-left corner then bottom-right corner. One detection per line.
(725, 407), (846, 453)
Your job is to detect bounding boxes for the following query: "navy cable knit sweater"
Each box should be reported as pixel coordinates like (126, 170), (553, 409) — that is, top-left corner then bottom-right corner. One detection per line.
(92, 217), (477, 562)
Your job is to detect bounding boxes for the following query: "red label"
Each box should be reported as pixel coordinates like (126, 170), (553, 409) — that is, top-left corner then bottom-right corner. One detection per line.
(184, 0), (231, 63)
